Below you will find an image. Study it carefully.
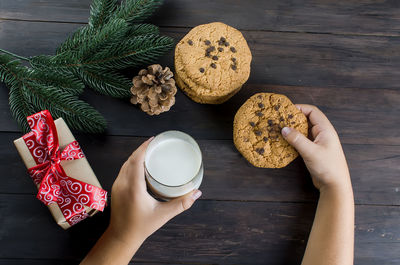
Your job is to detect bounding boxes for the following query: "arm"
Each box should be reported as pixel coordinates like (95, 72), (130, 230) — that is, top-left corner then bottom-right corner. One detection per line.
(281, 104), (354, 265)
(80, 138), (202, 265)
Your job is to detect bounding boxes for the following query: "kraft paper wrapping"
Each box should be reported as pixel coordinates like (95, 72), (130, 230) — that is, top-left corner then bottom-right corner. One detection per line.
(13, 118), (104, 229)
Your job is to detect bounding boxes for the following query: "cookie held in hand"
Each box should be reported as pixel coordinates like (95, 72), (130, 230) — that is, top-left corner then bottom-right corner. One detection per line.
(175, 22), (252, 104)
(233, 93), (308, 168)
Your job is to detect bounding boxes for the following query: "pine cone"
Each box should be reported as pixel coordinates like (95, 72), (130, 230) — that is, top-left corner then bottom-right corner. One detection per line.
(130, 64), (177, 115)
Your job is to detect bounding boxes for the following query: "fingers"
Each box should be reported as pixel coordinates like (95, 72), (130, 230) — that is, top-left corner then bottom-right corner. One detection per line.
(295, 104), (333, 129)
(282, 127), (316, 159)
(160, 189), (202, 220)
(125, 137), (154, 185)
(128, 137), (154, 166)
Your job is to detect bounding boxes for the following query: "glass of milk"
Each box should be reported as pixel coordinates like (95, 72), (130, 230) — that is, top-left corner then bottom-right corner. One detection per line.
(144, 130), (203, 200)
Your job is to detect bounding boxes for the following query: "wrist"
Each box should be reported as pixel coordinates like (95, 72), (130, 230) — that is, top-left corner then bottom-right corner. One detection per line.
(106, 224), (146, 251)
(319, 181), (353, 200)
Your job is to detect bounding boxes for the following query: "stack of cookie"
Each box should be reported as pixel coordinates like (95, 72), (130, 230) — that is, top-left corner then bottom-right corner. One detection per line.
(174, 22), (252, 104)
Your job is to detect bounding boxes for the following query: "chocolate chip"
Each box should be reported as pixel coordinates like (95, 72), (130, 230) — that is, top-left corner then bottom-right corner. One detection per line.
(231, 64), (237, 70)
(188, 40), (193, 46)
(205, 51), (211, 57)
(256, 111), (263, 117)
(230, 47), (237, 53)
(218, 47), (224, 52)
(291, 121), (295, 124)
(220, 37), (226, 42)
(224, 42), (230, 47)
(274, 104), (280, 111)
(288, 114), (294, 119)
(249, 121), (255, 127)
(263, 137), (269, 142)
(280, 117), (284, 122)
(231, 57), (237, 63)
(204, 40), (211, 45)
(212, 55), (219, 60)
(206, 46), (216, 53)
(256, 148), (265, 155)
(258, 103), (264, 108)
(199, 68), (205, 73)
(268, 120), (274, 126)
(254, 130), (262, 136)
(210, 63), (217, 69)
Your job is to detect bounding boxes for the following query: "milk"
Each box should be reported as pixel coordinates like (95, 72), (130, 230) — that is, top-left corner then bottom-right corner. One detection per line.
(145, 131), (203, 199)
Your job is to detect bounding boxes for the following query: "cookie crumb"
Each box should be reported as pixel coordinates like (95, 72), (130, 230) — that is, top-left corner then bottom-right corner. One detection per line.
(210, 63), (217, 69)
(199, 68), (205, 73)
(204, 40), (211, 45)
(230, 47), (237, 53)
(257, 95), (262, 99)
(188, 40), (193, 46)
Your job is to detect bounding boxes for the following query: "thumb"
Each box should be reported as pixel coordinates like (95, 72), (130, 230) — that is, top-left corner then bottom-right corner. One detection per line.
(161, 189), (202, 220)
(281, 127), (315, 159)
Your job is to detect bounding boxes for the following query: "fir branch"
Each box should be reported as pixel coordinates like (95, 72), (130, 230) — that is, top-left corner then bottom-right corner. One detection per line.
(77, 67), (132, 98)
(125, 23), (159, 38)
(1, 53), (106, 133)
(56, 26), (93, 55)
(89, 0), (118, 29)
(114, 0), (163, 24)
(79, 34), (174, 69)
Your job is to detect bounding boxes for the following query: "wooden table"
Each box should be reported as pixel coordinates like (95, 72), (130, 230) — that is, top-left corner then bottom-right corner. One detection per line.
(1, 1), (399, 264)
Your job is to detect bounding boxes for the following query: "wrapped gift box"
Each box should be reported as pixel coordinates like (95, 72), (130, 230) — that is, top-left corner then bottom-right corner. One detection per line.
(14, 111), (107, 229)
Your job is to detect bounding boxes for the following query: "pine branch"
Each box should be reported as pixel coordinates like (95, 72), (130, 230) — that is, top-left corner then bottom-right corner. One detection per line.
(114, 0), (163, 24)
(81, 34), (174, 69)
(1, 53), (106, 133)
(56, 26), (93, 55)
(77, 67), (132, 98)
(89, 0), (118, 29)
(125, 23), (159, 38)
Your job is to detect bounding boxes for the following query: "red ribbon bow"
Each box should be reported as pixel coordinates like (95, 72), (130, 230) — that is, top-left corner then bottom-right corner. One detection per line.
(22, 110), (107, 226)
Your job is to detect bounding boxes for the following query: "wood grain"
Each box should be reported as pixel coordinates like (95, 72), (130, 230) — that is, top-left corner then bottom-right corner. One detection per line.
(2, 133), (400, 205)
(1, 20), (400, 144)
(1, 0), (400, 36)
(0, 195), (399, 265)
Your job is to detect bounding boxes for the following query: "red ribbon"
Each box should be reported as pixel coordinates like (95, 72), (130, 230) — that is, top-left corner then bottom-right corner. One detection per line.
(22, 110), (107, 226)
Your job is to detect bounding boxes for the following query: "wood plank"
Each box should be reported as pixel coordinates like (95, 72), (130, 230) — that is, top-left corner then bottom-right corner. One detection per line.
(2, 21), (400, 90)
(0, 195), (399, 264)
(0, 260), (186, 265)
(1, 21), (400, 143)
(2, 133), (399, 205)
(1, 0), (400, 36)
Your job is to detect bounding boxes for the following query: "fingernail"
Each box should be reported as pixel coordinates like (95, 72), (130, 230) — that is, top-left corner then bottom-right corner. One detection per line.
(149, 136), (154, 141)
(295, 105), (301, 110)
(192, 190), (202, 200)
(281, 127), (292, 137)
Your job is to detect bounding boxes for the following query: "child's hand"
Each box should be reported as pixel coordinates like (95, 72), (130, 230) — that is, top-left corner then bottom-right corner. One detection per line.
(281, 104), (351, 192)
(108, 138), (202, 245)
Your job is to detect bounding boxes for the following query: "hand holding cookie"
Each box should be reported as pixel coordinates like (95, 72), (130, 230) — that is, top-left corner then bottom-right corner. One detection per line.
(281, 104), (351, 192)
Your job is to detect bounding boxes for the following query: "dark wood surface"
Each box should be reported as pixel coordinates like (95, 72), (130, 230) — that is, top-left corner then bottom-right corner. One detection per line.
(0, 0), (399, 264)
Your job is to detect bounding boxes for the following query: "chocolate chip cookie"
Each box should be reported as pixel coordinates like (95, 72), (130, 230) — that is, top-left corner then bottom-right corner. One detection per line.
(233, 93), (308, 168)
(174, 22), (252, 104)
